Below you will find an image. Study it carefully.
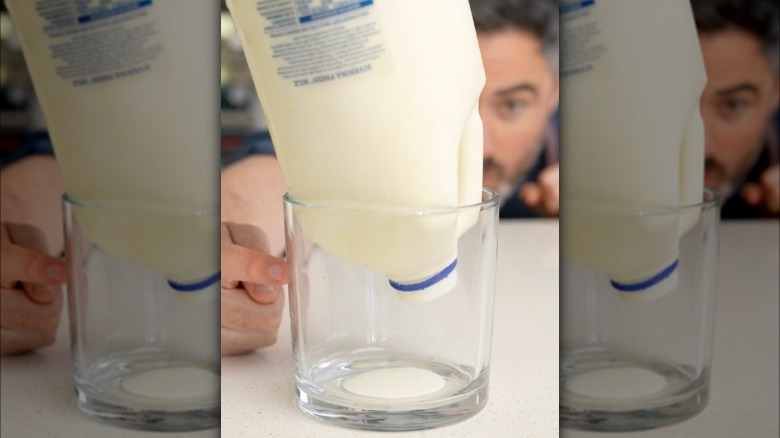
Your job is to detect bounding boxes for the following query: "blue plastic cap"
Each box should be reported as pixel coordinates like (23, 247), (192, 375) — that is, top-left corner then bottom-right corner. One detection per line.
(168, 271), (221, 292)
(388, 259), (457, 292)
(610, 259), (679, 292)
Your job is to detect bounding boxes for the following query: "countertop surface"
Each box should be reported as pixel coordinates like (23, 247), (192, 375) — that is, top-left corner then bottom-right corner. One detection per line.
(2, 220), (778, 438)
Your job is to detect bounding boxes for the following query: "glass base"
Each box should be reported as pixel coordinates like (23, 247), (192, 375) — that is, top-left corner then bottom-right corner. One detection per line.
(73, 350), (220, 431)
(295, 355), (489, 431)
(560, 349), (709, 431)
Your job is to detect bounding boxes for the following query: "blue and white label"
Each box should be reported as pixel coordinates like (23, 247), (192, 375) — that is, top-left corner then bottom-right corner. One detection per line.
(257, 0), (386, 87)
(560, 0), (608, 78)
(75, 0), (153, 24)
(297, 0), (373, 23)
(35, 0), (162, 87)
(560, 0), (594, 15)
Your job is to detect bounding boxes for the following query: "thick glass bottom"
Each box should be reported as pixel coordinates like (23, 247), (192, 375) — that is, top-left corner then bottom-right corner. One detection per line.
(560, 349), (709, 432)
(295, 354), (489, 431)
(73, 350), (220, 431)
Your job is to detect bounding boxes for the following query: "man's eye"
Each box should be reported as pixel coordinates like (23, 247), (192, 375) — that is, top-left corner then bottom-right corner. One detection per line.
(497, 99), (525, 119)
(502, 100), (523, 111)
(717, 98), (748, 120)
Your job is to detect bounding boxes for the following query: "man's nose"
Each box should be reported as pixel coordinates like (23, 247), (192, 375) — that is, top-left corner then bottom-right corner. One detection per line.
(698, 102), (716, 159)
(482, 124), (495, 158)
(703, 123), (716, 159)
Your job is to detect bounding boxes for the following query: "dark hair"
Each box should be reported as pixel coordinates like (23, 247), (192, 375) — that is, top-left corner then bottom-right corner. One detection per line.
(469, 0), (559, 73)
(690, 0), (779, 74)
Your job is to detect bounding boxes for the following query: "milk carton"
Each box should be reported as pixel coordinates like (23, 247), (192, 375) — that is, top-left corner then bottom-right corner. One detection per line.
(6, 0), (220, 299)
(227, 0), (485, 301)
(559, 0), (707, 300)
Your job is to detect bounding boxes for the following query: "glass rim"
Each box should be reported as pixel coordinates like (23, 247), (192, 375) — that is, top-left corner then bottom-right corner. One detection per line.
(283, 187), (499, 214)
(62, 193), (218, 217)
(561, 188), (720, 216)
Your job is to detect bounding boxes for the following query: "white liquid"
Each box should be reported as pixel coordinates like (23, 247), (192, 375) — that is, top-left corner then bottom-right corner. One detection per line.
(227, 0), (484, 298)
(565, 367), (667, 399)
(6, 0), (219, 286)
(121, 367), (219, 399)
(342, 367), (446, 399)
(560, 0), (706, 298)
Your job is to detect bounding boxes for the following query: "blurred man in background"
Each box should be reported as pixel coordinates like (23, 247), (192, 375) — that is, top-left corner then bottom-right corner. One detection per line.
(691, 0), (780, 218)
(471, 0), (560, 218)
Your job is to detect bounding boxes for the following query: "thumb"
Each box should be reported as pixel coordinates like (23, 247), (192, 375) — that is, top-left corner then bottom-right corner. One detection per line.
(244, 283), (279, 305)
(759, 165), (780, 213)
(520, 183), (542, 207)
(221, 242), (288, 285)
(25, 284), (61, 305)
(741, 183), (763, 207)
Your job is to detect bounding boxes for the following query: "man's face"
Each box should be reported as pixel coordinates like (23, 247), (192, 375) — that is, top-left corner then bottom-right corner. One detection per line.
(699, 28), (780, 196)
(477, 29), (559, 196)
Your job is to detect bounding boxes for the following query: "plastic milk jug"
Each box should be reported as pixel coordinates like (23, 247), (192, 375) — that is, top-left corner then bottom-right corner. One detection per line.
(227, 0), (485, 301)
(6, 0), (220, 299)
(559, 0), (707, 300)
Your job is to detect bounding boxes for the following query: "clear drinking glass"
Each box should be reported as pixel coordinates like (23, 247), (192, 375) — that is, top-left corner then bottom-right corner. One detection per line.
(284, 188), (499, 431)
(64, 195), (220, 431)
(560, 189), (720, 431)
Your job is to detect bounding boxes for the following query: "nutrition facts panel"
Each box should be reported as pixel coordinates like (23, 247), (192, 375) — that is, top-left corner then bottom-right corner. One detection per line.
(33, 0), (162, 86)
(256, 0), (384, 85)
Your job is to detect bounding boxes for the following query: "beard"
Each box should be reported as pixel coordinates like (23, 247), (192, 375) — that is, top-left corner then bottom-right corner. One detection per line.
(483, 158), (513, 206)
(704, 158), (734, 199)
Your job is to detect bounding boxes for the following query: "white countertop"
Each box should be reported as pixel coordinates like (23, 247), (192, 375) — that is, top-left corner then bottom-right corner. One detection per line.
(2, 220), (777, 438)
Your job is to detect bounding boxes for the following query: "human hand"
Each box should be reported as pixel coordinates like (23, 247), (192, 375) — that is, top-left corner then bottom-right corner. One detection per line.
(741, 163), (780, 217)
(1, 223), (67, 356)
(520, 163), (560, 217)
(221, 222), (287, 355)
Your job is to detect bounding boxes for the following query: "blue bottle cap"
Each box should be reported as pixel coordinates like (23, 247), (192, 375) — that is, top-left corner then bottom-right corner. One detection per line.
(168, 271), (221, 292)
(610, 259), (678, 292)
(388, 259), (458, 302)
(388, 259), (457, 292)
(610, 259), (680, 302)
